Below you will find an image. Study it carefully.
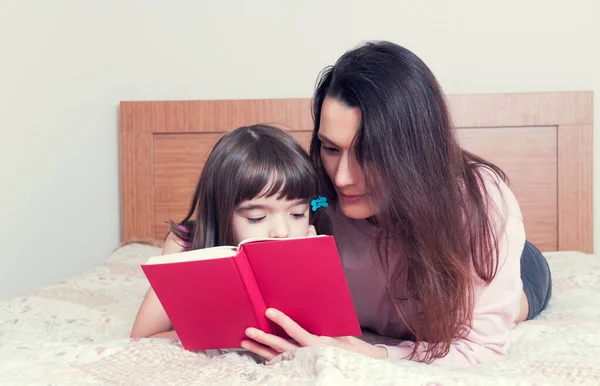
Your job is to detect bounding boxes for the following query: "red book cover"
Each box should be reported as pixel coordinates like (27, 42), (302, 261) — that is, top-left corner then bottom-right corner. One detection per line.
(141, 235), (361, 351)
(243, 237), (361, 338)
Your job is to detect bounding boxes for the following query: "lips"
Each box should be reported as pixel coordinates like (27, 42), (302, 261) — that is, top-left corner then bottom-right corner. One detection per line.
(339, 193), (365, 204)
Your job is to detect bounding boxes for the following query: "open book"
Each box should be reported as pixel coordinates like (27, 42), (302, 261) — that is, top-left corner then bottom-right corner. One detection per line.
(141, 235), (362, 351)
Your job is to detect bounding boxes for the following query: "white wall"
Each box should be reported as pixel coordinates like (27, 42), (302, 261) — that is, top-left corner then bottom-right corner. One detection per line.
(1, 0), (597, 299)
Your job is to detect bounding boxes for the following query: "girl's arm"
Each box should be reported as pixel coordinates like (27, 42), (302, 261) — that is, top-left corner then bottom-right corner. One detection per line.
(130, 233), (185, 339)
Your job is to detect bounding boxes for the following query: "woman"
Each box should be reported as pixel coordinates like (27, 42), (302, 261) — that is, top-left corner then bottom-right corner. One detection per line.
(241, 41), (552, 369)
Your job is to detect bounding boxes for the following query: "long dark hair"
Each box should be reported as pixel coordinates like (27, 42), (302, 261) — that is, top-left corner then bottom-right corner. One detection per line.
(310, 41), (506, 362)
(172, 124), (329, 250)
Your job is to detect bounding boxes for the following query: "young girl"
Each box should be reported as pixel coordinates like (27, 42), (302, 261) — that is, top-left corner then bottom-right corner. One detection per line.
(130, 124), (329, 339)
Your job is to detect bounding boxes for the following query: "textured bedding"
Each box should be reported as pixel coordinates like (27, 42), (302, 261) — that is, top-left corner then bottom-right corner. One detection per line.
(1, 244), (599, 385)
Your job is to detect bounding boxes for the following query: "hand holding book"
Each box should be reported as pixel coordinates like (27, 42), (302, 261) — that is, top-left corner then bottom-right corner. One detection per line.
(241, 308), (387, 360)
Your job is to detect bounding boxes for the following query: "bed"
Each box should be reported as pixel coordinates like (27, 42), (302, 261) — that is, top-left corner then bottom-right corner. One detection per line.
(1, 91), (597, 385)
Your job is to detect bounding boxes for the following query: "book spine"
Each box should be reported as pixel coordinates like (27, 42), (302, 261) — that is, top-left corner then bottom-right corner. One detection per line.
(233, 248), (275, 335)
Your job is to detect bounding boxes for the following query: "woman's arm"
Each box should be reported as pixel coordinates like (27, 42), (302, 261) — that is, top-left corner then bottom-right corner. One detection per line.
(381, 173), (526, 368)
(130, 233), (185, 339)
(241, 308), (388, 361)
(381, 215), (525, 368)
(245, 212), (524, 367)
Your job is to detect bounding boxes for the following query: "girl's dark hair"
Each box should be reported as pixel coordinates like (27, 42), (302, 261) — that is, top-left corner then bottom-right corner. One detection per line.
(171, 124), (330, 249)
(310, 41), (507, 363)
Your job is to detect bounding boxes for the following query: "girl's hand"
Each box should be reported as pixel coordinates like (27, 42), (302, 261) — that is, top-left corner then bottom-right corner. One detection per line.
(307, 225), (317, 236)
(241, 308), (387, 361)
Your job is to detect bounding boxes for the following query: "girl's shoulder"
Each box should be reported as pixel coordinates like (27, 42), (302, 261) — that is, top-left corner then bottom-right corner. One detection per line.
(162, 232), (186, 255)
(164, 220), (196, 254)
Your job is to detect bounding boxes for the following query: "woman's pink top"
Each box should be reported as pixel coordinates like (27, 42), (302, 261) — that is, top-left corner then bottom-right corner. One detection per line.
(330, 168), (525, 369)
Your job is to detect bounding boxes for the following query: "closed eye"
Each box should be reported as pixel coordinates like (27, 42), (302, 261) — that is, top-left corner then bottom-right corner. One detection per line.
(247, 216), (266, 224)
(291, 213), (306, 219)
(318, 135), (341, 154)
(322, 145), (339, 154)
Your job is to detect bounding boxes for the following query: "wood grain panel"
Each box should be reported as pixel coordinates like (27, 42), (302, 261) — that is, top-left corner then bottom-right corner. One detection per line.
(152, 127), (559, 250)
(120, 92), (593, 252)
(120, 133), (154, 243)
(120, 92), (592, 134)
(457, 126), (558, 251)
(153, 131), (313, 239)
(153, 133), (222, 240)
(558, 124), (593, 253)
(448, 92), (593, 128)
(289, 131), (313, 151)
(121, 99), (313, 134)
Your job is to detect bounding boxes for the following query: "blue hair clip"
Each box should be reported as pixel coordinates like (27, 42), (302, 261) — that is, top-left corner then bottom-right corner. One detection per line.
(311, 196), (328, 212)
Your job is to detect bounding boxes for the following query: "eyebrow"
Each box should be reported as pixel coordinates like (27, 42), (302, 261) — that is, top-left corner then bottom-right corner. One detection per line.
(317, 133), (335, 146)
(317, 133), (341, 148)
(236, 204), (266, 212)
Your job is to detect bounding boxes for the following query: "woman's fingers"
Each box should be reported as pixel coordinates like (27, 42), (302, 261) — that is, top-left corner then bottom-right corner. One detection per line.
(307, 225), (317, 236)
(241, 309), (319, 361)
(240, 339), (280, 361)
(244, 326), (299, 354)
(242, 309), (385, 360)
(265, 308), (318, 347)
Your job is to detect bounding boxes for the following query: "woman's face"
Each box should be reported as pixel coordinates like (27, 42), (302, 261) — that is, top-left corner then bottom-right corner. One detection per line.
(317, 97), (375, 219)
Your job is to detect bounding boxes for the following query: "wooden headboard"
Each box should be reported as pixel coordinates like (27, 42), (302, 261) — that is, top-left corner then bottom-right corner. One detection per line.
(119, 92), (593, 253)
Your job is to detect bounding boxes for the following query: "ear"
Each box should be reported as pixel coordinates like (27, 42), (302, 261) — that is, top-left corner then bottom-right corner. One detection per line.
(307, 225), (317, 237)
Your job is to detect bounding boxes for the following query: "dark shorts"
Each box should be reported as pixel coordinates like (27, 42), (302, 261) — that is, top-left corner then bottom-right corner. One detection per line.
(521, 241), (552, 320)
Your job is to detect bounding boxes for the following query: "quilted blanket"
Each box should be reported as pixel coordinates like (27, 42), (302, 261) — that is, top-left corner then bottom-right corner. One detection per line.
(1, 244), (599, 385)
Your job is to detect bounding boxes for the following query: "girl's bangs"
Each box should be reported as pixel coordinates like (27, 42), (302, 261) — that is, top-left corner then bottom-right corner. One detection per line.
(235, 159), (318, 204)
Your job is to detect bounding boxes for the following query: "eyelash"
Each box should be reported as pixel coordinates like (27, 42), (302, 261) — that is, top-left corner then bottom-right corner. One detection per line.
(247, 216), (266, 224)
(247, 213), (306, 224)
(322, 145), (339, 153)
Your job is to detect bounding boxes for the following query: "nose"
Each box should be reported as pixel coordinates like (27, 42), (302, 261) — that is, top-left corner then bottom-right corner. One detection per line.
(334, 153), (354, 189)
(268, 216), (289, 239)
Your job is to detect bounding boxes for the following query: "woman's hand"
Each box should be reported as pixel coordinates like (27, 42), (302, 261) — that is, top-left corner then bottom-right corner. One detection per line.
(241, 308), (387, 361)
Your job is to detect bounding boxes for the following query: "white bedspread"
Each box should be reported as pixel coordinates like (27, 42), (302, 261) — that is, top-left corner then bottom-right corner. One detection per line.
(1, 244), (599, 385)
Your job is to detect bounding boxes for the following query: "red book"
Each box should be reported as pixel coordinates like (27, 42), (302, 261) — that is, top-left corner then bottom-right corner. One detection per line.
(141, 235), (362, 351)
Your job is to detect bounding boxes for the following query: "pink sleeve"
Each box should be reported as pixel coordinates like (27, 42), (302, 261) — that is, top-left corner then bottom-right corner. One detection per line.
(380, 171), (525, 369)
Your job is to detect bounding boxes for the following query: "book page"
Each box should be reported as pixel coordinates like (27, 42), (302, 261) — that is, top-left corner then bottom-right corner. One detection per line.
(144, 245), (237, 265)
(144, 235), (327, 265)
(237, 234), (326, 247)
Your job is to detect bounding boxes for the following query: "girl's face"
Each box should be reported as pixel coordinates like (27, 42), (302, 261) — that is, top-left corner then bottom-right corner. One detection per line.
(318, 97), (374, 219)
(231, 195), (311, 244)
